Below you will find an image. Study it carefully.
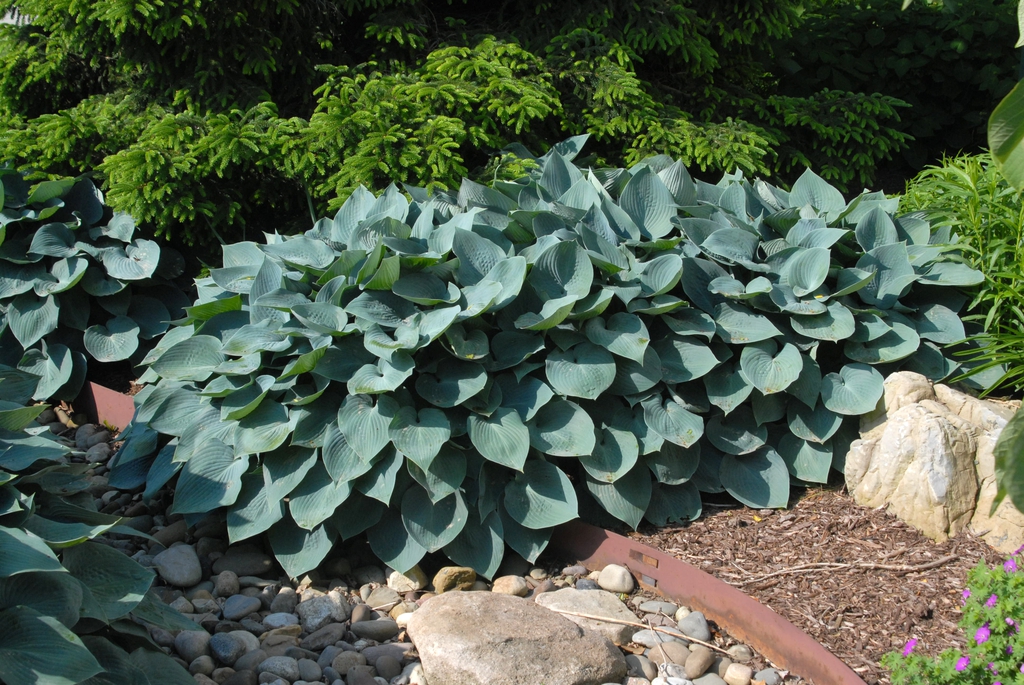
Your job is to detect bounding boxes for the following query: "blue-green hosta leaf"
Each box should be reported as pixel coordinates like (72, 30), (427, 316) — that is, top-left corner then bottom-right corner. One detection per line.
(643, 395), (703, 448)
(917, 261), (984, 286)
(345, 291), (419, 329)
(347, 352), (415, 395)
(844, 314), (920, 363)
(0, 606), (102, 685)
(527, 398), (596, 457)
(458, 279), (502, 320)
(170, 440), (248, 514)
(401, 487), (468, 553)
(787, 354), (822, 409)
(416, 305), (461, 343)
(126, 295), (170, 340)
(581, 426), (639, 483)
(528, 240), (593, 300)
(393, 272), (461, 306)
(269, 517), (335, 578)
(445, 324), (489, 360)
(498, 507), (550, 563)
(608, 346), (663, 395)
(367, 508), (427, 575)
(832, 268), (876, 298)
(485, 331), (545, 371)
(102, 240), (160, 280)
(18, 344), (73, 401)
(234, 400), (293, 455)
(777, 434), (832, 483)
(211, 264), (261, 294)
(0, 261), (45, 299)
(768, 284), (827, 316)
(218, 375), (274, 421)
(151, 335), (225, 382)
(468, 407), (530, 470)
(645, 481), (702, 525)
(262, 235), (336, 269)
(389, 407), (451, 468)
(658, 160), (697, 206)
(856, 242), (916, 309)
(494, 374), (554, 422)
(504, 460), (578, 529)
(704, 360), (753, 414)
(664, 308), (717, 340)
(515, 294), (578, 331)
(821, 363), (884, 415)
(850, 313), (891, 342)
(34, 257), (88, 297)
(854, 207), (899, 252)
(739, 341), (802, 395)
(584, 313), (650, 364)
(781, 247), (830, 297)
(707, 407), (766, 455)
(787, 401), (843, 444)
(911, 303), (966, 343)
(0, 526), (63, 576)
(645, 440), (700, 485)
(585, 464), (651, 529)
(701, 228), (761, 267)
(655, 333), (720, 382)
(227, 473), (284, 543)
(720, 448), (790, 509)
(415, 361), (488, 408)
(790, 301), (855, 341)
(222, 324), (291, 356)
(407, 444), (466, 503)
(545, 342), (615, 400)
(0, 364), (42, 404)
(29, 223), (78, 258)
(903, 341), (958, 381)
(452, 229), (507, 287)
(253, 289), (310, 311)
(288, 303), (348, 336)
(319, 424), (373, 483)
(79, 266), (125, 297)
(619, 166), (676, 239)
(714, 302), (782, 344)
(751, 391), (786, 426)
(443, 510), (504, 580)
(61, 542), (152, 622)
(354, 445), (403, 504)
(789, 168), (846, 218)
(337, 394), (398, 460)
(83, 316), (139, 363)
(0, 401), (47, 433)
(640, 253), (683, 296)
(0, 570), (82, 628)
(288, 461), (352, 530)
(9, 292), (58, 348)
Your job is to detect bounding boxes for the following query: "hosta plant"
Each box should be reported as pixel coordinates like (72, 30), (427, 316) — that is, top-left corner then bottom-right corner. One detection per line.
(113, 137), (983, 579)
(0, 362), (198, 685)
(0, 168), (191, 401)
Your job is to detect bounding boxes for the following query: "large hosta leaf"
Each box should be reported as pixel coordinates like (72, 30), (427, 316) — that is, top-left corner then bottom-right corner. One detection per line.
(9, 292), (58, 348)
(443, 510), (504, 580)
(645, 441), (700, 485)
(706, 407), (766, 455)
(401, 487), (468, 552)
(654, 335), (720, 382)
(415, 361), (489, 408)
(468, 407), (530, 471)
(389, 407), (450, 468)
(62, 542), (153, 622)
(714, 302), (782, 344)
(367, 508), (427, 575)
(151, 336), (225, 382)
(84, 315), (140, 362)
(585, 464), (651, 529)
(777, 434), (832, 483)
(581, 426), (639, 483)
(645, 481), (702, 525)
(788, 402), (843, 444)
(545, 343), (615, 399)
(790, 301), (855, 341)
(782, 247), (830, 297)
(721, 448), (790, 508)
(337, 394), (397, 460)
(584, 313), (650, 364)
(269, 517), (335, 578)
(619, 166), (676, 239)
(0, 527), (63, 577)
(0, 606), (102, 685)
(504, 460), (578, 529)
(704, 360), (753, 414)
(527, 398), (596, 456)
(642, 395), (703, 448)
(820, 363), (884, 415)
(738, 341), (802, 395)
(170, 440), (248, 514)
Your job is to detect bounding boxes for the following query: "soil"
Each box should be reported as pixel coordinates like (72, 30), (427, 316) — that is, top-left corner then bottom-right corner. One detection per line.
(634, 484), (1005, 685)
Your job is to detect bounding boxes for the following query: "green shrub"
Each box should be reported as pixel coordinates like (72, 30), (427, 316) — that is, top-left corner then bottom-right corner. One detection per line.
(900, 153), (1024, 392)
(113, 139), (979, 579)
(0, 365), (199, 685)
(0, 168), (191, 401)
(775, 0), (1018, 173)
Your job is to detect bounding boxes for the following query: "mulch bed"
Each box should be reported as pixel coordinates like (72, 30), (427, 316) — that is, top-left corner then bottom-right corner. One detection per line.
(633, 484), (1005, 685)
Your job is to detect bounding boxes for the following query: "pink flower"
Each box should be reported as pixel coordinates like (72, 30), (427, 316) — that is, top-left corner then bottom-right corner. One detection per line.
(987, 594), (999, 607)
(964, 589), (972, 602)
(1008, 645), (1015, 655)
(956, 656), (970, 671)
(977, 624), (992, 645)
(902, 639), (917, 656)
(1006, 558), (1018, 572)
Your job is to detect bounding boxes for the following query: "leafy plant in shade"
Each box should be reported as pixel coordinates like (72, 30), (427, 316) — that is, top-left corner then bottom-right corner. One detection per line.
(114, 136), (982, 580)
(0, 168), (191, 401)
(0, 359), (199, 685)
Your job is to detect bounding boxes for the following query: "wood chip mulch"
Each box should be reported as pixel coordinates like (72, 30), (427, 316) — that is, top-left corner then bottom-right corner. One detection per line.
(632, 484), (1005, 685)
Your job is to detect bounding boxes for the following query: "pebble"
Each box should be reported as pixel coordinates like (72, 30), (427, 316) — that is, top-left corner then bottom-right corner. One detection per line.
(678, 611), (712, 642)
(639, 600), (678, 615)
(726, 644), (754, 661)
(375, 654), (402, 680)
(257, 656), (300, 681)
(216, 571), (241, 597)
(223, 595), (263, 621)
(234, 650), (268, 672)
(349, 619), (400, 642)
(331, 651), (367, 674)
(296, 590), (351, 632)
(366, 586), (402, 609)
(575, 578), (600, 590)
(297, 658), (321, 682)
(350, 603), (374, 623)
(190, 655), (216, 675)
(153, 544), (203, 587)
(388, 566), (427, 592)
(300, 623), (346, 651)
(352, 566), (386, 585)
(723, 663), (753, 685)
(491, 575), (529, 597)
(211, 667), (235, 684)
(694, 674), (728, 685)
(152, 519), (188, 547)
(632, 629), (687, 648)
(685, 645), (715, 678)
(209, 633), (246, 666)
(626, 654), (658, 680)
(271, 587), (298, 614)
(169, 596), (195, 614)
(345, 667), (377, 685)
(263, 612), (299, 630)
(86, 442), (112, 463)
(754, 668), (781, 685)
(597, 564), (634, 593)
(432, 566), (476, 593)
(213, 549), (275, 577)
(562, 565), (588, 576)
(175, 630), (212, 663)
(648, 640), (691, 666)
(222, 671), (258, 685)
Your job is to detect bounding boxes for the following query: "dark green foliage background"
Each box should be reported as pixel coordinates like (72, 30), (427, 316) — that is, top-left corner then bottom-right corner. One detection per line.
(0, 0), (917, 250)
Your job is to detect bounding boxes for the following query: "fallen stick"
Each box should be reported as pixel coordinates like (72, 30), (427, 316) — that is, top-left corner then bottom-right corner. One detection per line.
(545, 608), (731, 655)
(723, 554), (959, 587)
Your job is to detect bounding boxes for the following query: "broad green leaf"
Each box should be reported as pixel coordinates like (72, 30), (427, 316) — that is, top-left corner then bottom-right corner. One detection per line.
(468, 407), (530, 470)
(170, 440), (248, 514)
(443, 510), (504, 580)
(402, 487), (468, 552)
(788, 354), (822, 408)
(581, 426), (639, 483)
(994, 410), (1024, 513)
(706, 407), (766, 455)
(821, 363), (884, 415)
(446, 324), (489, 360)
(415, 361), (488, 408)
(407, 444), (466, 503)
(789, 168), (846, 217)
(739, 341), (802, 395)
(84, 315), (140, 362)
(347, 353), (415, 394)
(337, 394), (397, 460)
(234, 400), (292, 455)
(529, 240), (593, 300)
(504, 460), (578, 529)
(585, 464), (651, 529)
(643, 395), (703, 448)
(494, 373), (554, 422)
(545, 342), (615, 399)
(777, 434), (832, 483)
(389, 407), (451, 468)
(584, 313), (650, 364)
(9, 292), (58, 348)
(721, 448), (790, 508)
(102, 240), (160, 280)
(354, 446), (403, 504)
(29, 223), (77, 258)
(608, 346), (663, 395)
(151, 335), (225, 382)
(62, 542), (153, 622)
(645, 440), (700, 485)
(291, 303), (348, 335)
(346, 291), (419, 328)
(844, 314), (920, 363)
(790, 301), (855, 341)
(714, 302), (782, 344)
(664, 308), (717, 340)
(393, 272), (460, 306)
(911, 303), (966, 343)
(453, 229), (507, 286)
(782, 247), (830, 297)
(367, 507), (427, 574)
(620, 166), (676, 239)
(269, 517), (335, 578)
(498, 507), (550, 563)
(989, 79), (1024, 189)
(854, 207), (898, 252)
(288, 461), (352, 530)
(787, 401), (843, 444)
(527, 398), (596, 456)
(653, 335), (720, 383)
(0, 606), (101, 685)
(227, 473), (284, 543)
(856, 242), (916, 309)
(704, 360), (753, 414)
(0, 527), (63, 577)
(645, 481), (702, 525)
(918, 261), (984, 286)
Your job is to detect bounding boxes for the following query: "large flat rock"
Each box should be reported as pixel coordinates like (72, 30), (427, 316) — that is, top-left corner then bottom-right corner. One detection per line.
(406, 590), (626, 685)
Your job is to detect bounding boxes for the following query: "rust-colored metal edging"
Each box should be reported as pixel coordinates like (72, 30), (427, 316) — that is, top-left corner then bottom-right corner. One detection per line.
(76, 382), (136, 433)
(551, 520), (867, 685)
